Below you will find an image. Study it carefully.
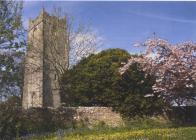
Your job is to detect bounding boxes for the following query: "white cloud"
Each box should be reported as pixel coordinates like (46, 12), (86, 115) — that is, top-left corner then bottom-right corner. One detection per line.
(130, 11), (196, 24)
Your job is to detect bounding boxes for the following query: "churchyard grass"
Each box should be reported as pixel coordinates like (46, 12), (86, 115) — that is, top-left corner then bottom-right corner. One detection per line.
(28, 127), (196, 140)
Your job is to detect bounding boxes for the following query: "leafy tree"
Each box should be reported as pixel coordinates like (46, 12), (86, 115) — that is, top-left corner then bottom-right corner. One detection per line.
(61, 48), (130, 106)
(114, 62), (164, 118)
(0, 1), (25, 100)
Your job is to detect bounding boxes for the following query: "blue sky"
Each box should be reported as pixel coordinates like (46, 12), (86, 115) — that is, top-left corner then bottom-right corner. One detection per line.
(23, 1), (196, 53)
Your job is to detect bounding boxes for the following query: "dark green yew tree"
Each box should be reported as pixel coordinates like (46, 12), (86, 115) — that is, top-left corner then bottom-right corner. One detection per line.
(113, 62), (164, 118)
(61, 48), (130, 106)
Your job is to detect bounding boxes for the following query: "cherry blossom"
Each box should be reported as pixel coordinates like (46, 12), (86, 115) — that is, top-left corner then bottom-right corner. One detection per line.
(120, 38), (196, 105)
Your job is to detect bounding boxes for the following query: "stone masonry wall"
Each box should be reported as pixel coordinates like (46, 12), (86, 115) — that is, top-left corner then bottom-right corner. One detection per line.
(67, 107), (124, 127)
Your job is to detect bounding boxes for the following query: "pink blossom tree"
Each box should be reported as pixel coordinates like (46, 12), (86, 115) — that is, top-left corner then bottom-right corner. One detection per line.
(120, 38), (196, 106)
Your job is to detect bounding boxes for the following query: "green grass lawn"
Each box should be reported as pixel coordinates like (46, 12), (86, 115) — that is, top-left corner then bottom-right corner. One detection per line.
(20, 117), (196, 140)
(30, 127), (196, 140)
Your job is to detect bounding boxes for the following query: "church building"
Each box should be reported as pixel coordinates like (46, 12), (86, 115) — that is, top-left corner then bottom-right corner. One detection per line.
(22, 10), (68, 109)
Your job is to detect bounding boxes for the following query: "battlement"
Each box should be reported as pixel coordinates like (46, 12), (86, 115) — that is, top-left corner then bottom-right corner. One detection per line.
(29, 10), (66, 32)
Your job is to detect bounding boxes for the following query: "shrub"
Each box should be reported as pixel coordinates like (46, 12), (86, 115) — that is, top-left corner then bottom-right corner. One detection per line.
(0, 96), (76, 139)
(0, 96), (22, 139)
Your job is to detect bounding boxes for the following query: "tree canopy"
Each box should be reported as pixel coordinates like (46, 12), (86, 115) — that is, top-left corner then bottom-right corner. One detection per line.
(0, 1), (25, 100)
(115, 62), (164, 117)
(61, 48), (130, 106)
(120, 38), (196, 106)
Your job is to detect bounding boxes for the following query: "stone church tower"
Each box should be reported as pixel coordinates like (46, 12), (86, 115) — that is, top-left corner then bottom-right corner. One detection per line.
(22, 10), (68, 109)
